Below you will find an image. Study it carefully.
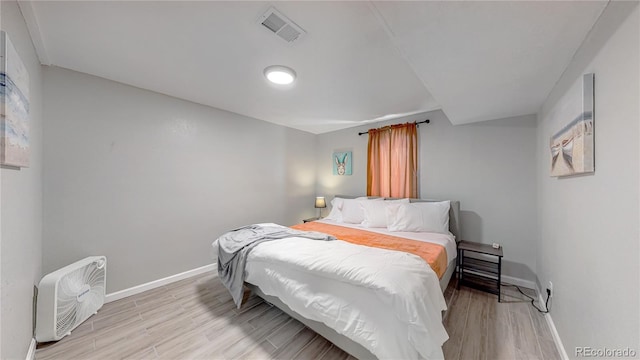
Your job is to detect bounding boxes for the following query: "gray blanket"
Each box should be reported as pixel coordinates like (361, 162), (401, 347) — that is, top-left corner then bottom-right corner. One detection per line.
(216, 224), (336, 308)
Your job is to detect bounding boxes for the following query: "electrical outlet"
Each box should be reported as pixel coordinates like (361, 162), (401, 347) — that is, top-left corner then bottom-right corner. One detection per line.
(547, 281), (553, 297)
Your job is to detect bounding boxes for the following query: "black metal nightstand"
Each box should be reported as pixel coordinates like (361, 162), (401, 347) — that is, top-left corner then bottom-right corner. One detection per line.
(457, 240), (504, 301)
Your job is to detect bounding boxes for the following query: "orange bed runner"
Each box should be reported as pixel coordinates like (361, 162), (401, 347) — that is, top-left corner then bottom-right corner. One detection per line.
(291, 222), (448, 279)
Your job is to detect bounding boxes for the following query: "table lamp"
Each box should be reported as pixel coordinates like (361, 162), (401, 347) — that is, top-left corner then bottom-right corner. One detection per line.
(315, 197), (326, 218)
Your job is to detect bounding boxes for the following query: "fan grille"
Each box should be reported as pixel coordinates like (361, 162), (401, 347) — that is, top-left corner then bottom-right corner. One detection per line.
(262, 13), (286, 33)
(277, 24), (302, 43)
(258, 7), (306, 44)
(55, 261), (105, 337)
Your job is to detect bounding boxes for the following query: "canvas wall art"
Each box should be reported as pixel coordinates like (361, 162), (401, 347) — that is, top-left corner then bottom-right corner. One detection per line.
(332, 151), (352, 175)
(1, 31), (30, 168)
(550, 73), (594, 177)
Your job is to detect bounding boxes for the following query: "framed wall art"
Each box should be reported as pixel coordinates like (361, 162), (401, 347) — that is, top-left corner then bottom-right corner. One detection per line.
(550, 73), (594, 177)
(332, 151), (352, 176)
(1, 31), (30, 168)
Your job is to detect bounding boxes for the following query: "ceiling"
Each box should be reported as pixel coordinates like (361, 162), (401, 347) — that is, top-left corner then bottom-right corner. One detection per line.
(21, 1), (607, 133)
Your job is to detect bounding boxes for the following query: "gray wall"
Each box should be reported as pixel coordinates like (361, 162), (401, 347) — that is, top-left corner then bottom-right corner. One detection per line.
(316, 110), (538, 280)
(0, 1), (44, 358)
(536, 2), (639, 356)
(8, 4), (637, 359)
(43, 66), (317, 293)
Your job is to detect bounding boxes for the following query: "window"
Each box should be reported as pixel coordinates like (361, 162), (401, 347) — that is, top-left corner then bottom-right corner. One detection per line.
(366, 122), (418, 198)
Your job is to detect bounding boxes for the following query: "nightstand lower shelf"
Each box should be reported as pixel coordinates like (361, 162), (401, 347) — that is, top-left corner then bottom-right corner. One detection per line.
(457, 240), (503, 302)
(458, 271), (500, 296)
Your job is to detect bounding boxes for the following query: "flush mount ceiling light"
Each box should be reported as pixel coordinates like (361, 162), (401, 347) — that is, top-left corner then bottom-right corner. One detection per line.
(264, 65), (296, 85)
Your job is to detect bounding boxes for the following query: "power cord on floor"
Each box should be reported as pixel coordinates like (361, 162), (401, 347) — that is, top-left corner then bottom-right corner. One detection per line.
(501, 283), (551, 314)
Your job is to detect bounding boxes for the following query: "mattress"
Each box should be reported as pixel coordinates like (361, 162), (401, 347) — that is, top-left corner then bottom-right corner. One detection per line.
(240, 222), (453, 359)
(297, 219), (456, 278)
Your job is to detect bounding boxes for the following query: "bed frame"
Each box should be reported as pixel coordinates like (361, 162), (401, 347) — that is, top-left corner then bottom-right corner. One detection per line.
(247, 196), (461, 359)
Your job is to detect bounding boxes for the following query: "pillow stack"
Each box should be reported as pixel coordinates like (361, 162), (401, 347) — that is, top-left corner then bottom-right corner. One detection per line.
(386, 201), (450, 234)
(323, 197), (451, 234)
(361, 198), (409, 228)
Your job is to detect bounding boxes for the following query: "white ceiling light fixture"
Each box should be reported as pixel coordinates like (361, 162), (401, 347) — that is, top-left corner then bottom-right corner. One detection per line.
(264, 65), (297, 85)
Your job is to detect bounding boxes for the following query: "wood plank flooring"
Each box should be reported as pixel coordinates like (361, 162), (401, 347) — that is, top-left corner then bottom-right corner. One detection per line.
(442, 282), (561, 360)
(36, 272), (560, 359)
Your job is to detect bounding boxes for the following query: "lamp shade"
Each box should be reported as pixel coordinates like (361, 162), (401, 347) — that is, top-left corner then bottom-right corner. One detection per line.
(314, 197), (326, 208)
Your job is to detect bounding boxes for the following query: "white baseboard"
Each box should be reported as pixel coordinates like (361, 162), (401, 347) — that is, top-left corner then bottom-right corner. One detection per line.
(105, 264), (216, 303)
(536, 288), (570, 360)
(501, 275), (537, 289)
(502, 275), (568, 359)
(25, 338), (36, 360)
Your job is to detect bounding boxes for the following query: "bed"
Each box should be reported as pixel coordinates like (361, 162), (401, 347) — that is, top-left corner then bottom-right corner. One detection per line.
(214, 196), (461, 360)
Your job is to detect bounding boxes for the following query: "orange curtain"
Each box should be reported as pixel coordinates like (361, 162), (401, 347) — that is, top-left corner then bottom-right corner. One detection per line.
(367, 122), (418, 198)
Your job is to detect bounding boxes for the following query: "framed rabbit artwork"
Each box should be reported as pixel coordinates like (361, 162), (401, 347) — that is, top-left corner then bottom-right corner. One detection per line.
(332, 151), (352, 175)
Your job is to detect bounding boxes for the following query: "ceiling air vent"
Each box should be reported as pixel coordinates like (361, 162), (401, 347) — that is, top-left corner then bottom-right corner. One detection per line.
(258, 7), (306, 44)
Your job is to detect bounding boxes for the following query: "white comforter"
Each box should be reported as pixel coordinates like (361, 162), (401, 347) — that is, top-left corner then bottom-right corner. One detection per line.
(241, 223), (449, 360)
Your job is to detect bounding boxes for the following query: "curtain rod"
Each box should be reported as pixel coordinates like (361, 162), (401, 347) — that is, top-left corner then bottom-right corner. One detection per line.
(357, 119), (430, 136)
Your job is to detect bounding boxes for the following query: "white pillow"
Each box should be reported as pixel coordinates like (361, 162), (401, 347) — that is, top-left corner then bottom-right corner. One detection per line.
(361, 198), (410, 228)
(341, 197), (383, 224)
(387, 201), (451, 233)
(323, 198), (344, 222)
(385, 203), (403, 228)
(323, 197), (370, 222)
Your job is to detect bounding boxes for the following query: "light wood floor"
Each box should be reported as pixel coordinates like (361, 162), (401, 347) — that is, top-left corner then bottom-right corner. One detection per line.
(36, 272), (560, 359)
